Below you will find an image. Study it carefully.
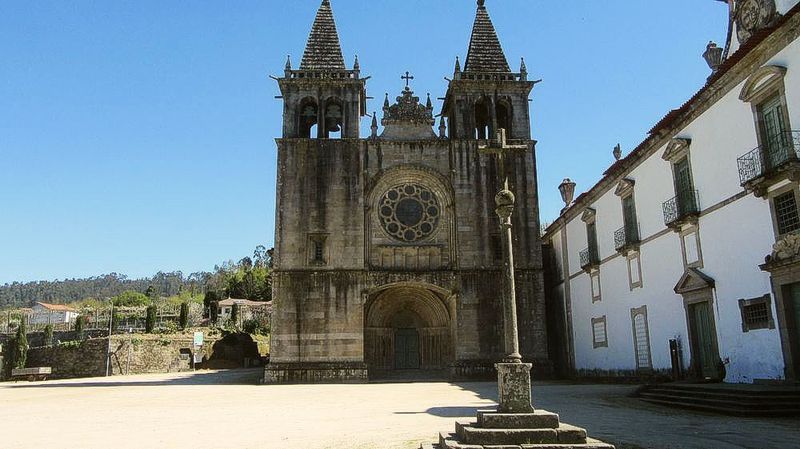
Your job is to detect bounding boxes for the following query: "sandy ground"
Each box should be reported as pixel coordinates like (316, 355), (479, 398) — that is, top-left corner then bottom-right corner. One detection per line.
(1, 370), (798, 449)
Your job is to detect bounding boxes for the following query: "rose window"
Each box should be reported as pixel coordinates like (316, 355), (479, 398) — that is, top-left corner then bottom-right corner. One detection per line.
(378, 184), (440, 242)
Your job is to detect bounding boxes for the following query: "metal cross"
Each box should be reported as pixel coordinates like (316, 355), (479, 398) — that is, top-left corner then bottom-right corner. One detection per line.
(401, 71), (414, 88)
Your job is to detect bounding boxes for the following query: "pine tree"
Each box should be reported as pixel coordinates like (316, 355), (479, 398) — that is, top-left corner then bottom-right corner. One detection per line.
(43, 324), (54, 347)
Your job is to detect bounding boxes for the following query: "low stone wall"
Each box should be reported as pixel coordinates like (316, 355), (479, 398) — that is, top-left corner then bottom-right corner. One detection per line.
(264, 362), (369, 384)
(25, 334), (220, 380)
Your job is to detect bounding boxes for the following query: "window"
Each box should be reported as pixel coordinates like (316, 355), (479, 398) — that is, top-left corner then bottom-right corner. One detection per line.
(490, 234), (502, 263)
(627, 252), (642, 290)
(590, 270), (601, 302)
(592, 316), (608, 349)
(307, 234), (328, 265)
(739, 295), (775, 332)
(758, 95), (790, 171)
(680, 226), (703, 268)
(631, 306), (652, 370)
(773, 190), (800, 236)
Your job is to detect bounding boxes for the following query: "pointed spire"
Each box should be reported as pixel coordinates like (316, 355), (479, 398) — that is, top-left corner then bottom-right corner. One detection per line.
(439, 116), (447, 139)
(454, 56), (462, 78)
(300, 0), (346, 70)
(371, 112), (378, 139)
(464, 0), (511, 73)
(519, 57), (527, 80)
(383, 93), (390, 111)
(426, 93), (433, 110)
(285, 55), (292, 71)
(353, 54), (360, 71)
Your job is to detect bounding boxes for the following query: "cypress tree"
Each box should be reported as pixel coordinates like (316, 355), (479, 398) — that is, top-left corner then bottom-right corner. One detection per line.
(14, 320), (28, 369)
(145, 305), (157, 333)
(43, 324), (54, 347)
(74, 315), (86, 340)
(179, 302), (189, 330)
(230, 303), (240, 328)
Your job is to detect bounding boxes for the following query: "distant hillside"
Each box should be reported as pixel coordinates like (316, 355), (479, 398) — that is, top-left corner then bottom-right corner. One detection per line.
(0, 272), (208, 308)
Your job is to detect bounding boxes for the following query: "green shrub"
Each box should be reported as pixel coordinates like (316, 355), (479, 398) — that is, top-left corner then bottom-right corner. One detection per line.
(74, 315), (86, 340)
(242, 316), (271, 336)
(2, 336), (16, 378)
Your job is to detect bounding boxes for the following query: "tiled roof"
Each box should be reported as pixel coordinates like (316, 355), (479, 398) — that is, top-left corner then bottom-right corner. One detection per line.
(464, 1), (511, 73)
(300, 0), (346, 71)
(217, 298), (272, 308)
(35, 302), (76, 312)
(544, 2), (800, 235)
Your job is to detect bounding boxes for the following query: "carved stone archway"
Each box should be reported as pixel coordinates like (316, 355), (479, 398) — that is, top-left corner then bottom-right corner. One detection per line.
(364, 284), (455, 376)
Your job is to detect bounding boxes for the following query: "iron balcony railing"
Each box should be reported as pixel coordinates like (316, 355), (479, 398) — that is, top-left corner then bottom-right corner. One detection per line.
(614, 224), (641, 251)
(662, 190), (700, 227)
(579, 246), (600, 269)
(737, 131), (800, 185)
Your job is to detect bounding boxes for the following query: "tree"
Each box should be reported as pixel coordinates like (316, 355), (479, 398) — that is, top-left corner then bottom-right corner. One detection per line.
(74, 315), (86, 340)
(112, 291), (150, 307)
(111, 310), (120, 334)
(230, 303), (240, 328)
(145, 305), (157, 333)
(14, 319), (28, 369)
(2, 337), (15, 378)
(204, 290), (221, 321)
(43, 324), (54, 347)
(179, 302), (189, 330)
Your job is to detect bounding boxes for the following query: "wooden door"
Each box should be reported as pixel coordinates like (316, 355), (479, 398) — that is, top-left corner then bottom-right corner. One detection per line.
(689, 301), (718, 379)
(394, 329), (420, 370)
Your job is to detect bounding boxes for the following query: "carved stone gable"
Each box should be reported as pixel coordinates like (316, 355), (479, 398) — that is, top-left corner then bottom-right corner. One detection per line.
(736, 0), (779, 45)
(614, 178), (635, 197)
(674, 267), (715, 295)
(380, 87), (436, 140)
(662, 138), (691, 163)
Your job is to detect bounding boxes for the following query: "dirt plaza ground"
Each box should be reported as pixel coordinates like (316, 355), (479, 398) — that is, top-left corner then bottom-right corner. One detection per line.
(1, 369), (798, 449)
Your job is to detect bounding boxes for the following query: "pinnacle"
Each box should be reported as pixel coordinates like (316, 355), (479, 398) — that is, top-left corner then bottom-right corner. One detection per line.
(300, 0), (346, 70)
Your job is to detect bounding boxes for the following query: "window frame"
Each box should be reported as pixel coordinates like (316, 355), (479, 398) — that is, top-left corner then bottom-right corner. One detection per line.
(627, 251), (643, 291)
(738, 294), (775, 332)
(591, 315), (608, 349)
(768, 184), (800, 239)
(679, 225), (704, 269)
(307, 233), (329, 266)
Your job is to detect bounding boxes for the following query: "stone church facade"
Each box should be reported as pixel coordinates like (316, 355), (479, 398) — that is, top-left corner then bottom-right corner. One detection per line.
(265, 0), (549, 383)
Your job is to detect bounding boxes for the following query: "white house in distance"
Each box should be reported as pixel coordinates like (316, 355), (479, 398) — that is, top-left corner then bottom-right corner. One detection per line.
(542, 0), (800, 383)
(216, 298), (272, 324)
(28, 302), (79, 325)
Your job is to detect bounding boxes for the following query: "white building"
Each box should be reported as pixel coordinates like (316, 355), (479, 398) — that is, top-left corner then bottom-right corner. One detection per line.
(28, 302), (79, 325)
(542, 0), (800, 383)
(215, 298), (272, 325)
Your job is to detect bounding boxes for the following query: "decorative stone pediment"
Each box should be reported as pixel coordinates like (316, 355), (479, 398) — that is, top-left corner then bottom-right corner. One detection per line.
(380, 86), (436, 140)
(614, 178), (635, 197)
(761, 231), (800, 272)
(674, 267), (715, 295)
(735, 0), (778, 45)
(581, 208), (596, 224)
(739, 65), (787, 103)
(662, 138), (691, 163)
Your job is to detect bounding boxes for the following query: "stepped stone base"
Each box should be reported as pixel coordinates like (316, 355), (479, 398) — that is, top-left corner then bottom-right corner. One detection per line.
(420, 409), (614, 449)
(263, 362), (368, 384)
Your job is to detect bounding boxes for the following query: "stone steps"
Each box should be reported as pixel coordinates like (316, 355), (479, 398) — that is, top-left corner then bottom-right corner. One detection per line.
(637, 384), (800, 416)
(420, 408), (615, 449)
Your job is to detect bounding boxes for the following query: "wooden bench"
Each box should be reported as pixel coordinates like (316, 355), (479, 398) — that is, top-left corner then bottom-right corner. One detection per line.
(11, 367), (52, 382)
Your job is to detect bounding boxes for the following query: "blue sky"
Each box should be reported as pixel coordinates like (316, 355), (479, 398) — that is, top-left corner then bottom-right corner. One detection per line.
(0, 0), (728, 284)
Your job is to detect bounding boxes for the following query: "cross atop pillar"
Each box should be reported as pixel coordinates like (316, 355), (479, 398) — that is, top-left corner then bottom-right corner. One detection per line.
(401, 71), (414, 89)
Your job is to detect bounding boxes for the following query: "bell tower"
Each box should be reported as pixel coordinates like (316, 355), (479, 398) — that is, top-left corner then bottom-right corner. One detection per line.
(278, 0), (366, 139)
(441, 0), (535, 141)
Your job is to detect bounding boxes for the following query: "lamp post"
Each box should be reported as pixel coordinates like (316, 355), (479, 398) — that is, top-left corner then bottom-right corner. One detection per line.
(479, 129), (534, 413)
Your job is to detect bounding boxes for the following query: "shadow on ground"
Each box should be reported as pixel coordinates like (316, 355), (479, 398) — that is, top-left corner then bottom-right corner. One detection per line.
(4, 368), (262, 388)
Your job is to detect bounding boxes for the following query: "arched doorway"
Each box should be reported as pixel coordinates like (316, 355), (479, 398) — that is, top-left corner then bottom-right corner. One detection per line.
(364, 285), (453, 377)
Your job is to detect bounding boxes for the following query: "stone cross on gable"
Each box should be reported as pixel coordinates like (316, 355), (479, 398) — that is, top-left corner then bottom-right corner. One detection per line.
(401, 71), (414, 88)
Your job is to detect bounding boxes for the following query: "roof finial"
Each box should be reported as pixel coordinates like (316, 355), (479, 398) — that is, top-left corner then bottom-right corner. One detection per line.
(371, 112), (378, 139)
(383, 93), (390, 110)
(478, 0), (486, 8)
(353, 54), (360, 70)
(439, 116), (447, 139)
(613, 144), (622, 161)
(426, 93), (433, 110)
(285, 55), (292, 70)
